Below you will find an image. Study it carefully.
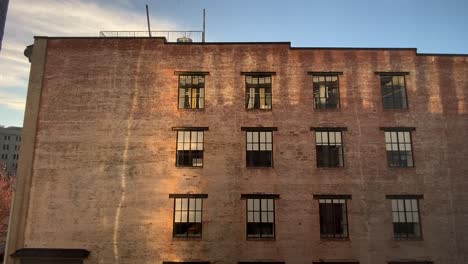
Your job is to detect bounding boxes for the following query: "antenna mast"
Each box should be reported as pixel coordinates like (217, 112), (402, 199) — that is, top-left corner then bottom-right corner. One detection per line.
(202, 9), (206, 42)
(146, 4), (152, 37)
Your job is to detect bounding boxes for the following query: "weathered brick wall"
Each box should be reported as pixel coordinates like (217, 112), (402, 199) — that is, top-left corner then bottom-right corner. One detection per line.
(20, 38), (468, 264)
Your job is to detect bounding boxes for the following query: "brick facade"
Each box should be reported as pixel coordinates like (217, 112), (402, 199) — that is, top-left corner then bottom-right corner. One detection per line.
(5, 37), (468, 264)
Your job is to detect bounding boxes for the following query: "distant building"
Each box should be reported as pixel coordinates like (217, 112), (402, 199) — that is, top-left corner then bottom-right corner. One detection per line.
(0, 126), (21, 176)
(0, 0), (8, 50)
(4, 36), (468, 264)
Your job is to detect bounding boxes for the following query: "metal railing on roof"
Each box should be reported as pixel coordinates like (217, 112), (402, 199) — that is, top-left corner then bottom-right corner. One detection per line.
(99, 30), (203, 42)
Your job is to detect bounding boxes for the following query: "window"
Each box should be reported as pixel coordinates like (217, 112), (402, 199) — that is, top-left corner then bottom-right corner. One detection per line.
(312, 74), (340, 109)
(242, 194), (278, 238)
(175, 130), (204, 167)
(178, 75), (205, 109)
(387, 195), (422, 239)
(314, 128), (345, 167)
(315, 195), (350, 238)
(384, 129), (414, 167)
(244, 129), (274, 167)
(378, 73), (408, 109)
(170, 194), (207, 238)
(245, 75), (272, 109)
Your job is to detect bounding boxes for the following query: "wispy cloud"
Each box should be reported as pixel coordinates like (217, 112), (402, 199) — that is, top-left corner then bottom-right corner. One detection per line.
(0, 0), (177, 122)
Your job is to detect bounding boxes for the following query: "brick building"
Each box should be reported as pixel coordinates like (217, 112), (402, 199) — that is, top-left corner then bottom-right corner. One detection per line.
(5, 37), (468, 264)
(0, 126), (22, 176)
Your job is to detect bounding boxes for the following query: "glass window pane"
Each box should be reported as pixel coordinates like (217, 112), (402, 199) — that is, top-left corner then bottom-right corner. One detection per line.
(413, 212), (419, 223)
(177, 142), (183, 150)
(405, 199), (412, 211)
(260, 132), (266, 143)
(404, 132), (411, 143)
(261, 199), (267, 210)
(266, 143), (272, 151)
(253, 212), (260, 222)
(315, 132), (322, 143)
(322, 132), (328, 143)
(178, 131), (184, 142)
(247, 132), (252, 143)
(335, 132), (342, 143)
(268, 212), (274, 223)
(398, 132), (405, 142)
(197, 143), (203, 150)
(189, 211), (195, 222)
(175, 198), (181, 210)
(181, 199), (188, 210)
(253, 199), (260, 211)
(398, 200), (404, 210)
(412, 199), (418, 211)
(252, 132), (259, 143)
(393, 212), (399, 222)
(247, 199), (253, 211)
(248, 212), (253, 222)
(399, 212), (405, 222)
(406, 212), (413, 222)
(385, 132), (391, 143)
(392, 200), (398, 211)
(261, 212), (268, 222)
(181, 211), (188, 222)
(189, 199), (196, 210)
(391, 132), (397, 142)
(184, 131), (190, 142)
(175, 211), (182, 222)
(195, 213), (202, 222)
(266, 132), (272, 142)
(268, 199), (274, 211)
(198, 132), (203, 142)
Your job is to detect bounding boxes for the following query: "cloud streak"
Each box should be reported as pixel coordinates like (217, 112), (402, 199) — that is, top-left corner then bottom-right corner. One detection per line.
(0, 0), (177, 124)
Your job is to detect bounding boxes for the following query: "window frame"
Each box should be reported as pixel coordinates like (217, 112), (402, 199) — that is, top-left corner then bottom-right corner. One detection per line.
(309, 72), (343, 110)
(386, 194), (423, 240)
(173, 127), (209, 168)
(243, 73), (275, 110)
(169, 194), (208, 239)
(311, 127), (346, 168)
(242, 127), (277, 168)
(314, 194), (351, 239)
(376, 72), (410, 110)
(381, 127), (415, 168)
(242, 194), (279, 240)
(176, 72), (209, 110)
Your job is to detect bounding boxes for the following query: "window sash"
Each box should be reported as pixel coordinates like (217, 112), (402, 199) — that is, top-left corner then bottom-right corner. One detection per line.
(176, 131), (204, 167)
(173, 198), (203, 238)
(246, 198), (275, 238)
(391, 199), (421, 238)
(246, 131), (273, 167)
(384, 131), (414, 167)
(315, 131), (344, 167)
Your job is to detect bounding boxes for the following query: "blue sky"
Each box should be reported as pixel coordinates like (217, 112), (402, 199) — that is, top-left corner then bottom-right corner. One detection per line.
(0, 0), (467, 127)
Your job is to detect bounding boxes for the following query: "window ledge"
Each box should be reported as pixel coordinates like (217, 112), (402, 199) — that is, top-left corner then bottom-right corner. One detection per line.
(175, 166), (204, 169)
(314, 108), (341, 112)
(245, 109), (273, 112)
(320, 237), (350, 242)
(172, 237), (203, 241)
(247, 237), (276, 241)
(388, 166), (415, 169)
(246, 166), (274, 169)
(393, 237), (423, 241)
(178, 108), (205, 111)
(316, 166), (345, 170)
(382, 108), (409, 112)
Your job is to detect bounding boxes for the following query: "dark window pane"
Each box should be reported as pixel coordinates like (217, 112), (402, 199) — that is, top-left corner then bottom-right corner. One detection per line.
(319, 200), (348, 238)
(247, 151), (272, 167)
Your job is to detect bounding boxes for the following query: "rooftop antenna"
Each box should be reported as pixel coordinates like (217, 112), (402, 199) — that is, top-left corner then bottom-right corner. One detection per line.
(202, 9), (206, 42)
(146, 4), (152, 37)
